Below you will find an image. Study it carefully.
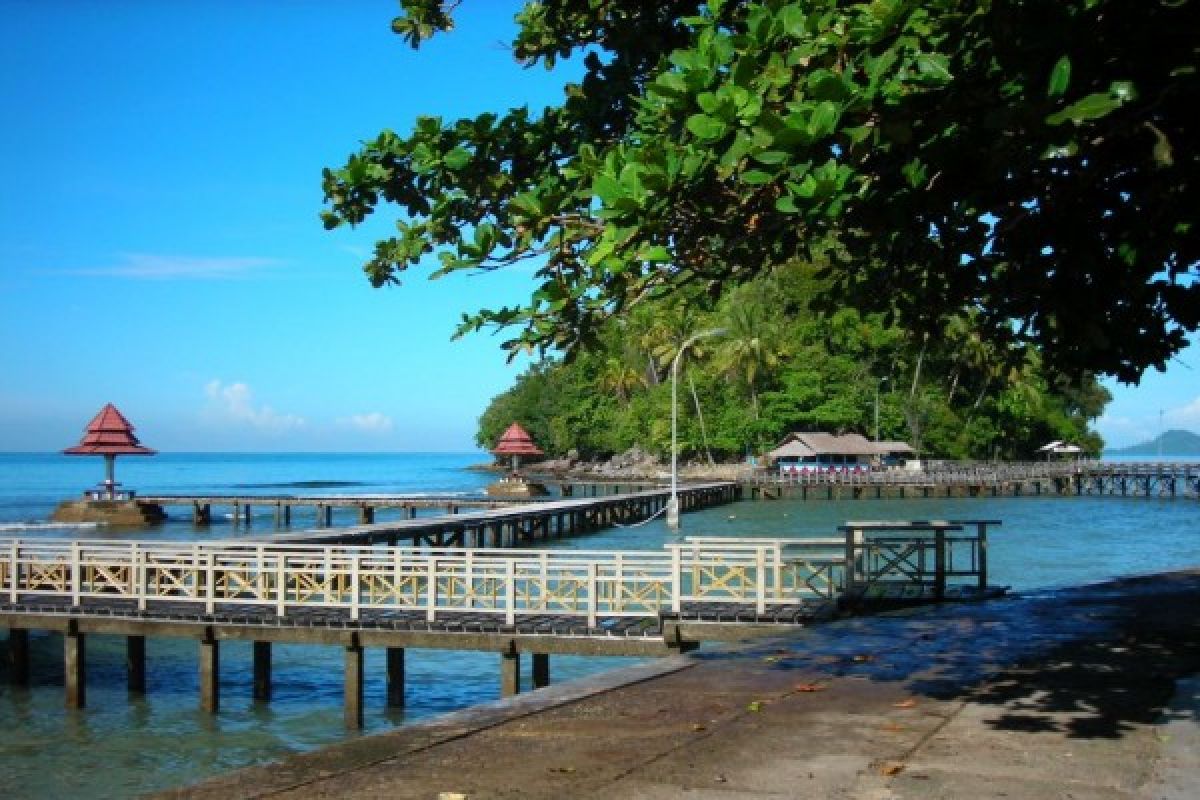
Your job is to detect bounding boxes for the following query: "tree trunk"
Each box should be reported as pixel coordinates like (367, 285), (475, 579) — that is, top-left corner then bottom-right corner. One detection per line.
(688, 371), (714, 466)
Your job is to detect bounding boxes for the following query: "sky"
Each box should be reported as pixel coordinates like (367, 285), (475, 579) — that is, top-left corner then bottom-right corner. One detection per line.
(0, 1), (1196, 453)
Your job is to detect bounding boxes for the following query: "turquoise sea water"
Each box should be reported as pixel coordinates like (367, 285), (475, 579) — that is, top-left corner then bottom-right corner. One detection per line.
(1, 452), (1199, 798)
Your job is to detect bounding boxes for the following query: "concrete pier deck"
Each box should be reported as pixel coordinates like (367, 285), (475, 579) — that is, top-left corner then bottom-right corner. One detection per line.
(161, 568), (1200, 799)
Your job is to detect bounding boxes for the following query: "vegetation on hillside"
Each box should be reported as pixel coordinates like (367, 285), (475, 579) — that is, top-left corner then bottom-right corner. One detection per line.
(476, 263), (1110, 461)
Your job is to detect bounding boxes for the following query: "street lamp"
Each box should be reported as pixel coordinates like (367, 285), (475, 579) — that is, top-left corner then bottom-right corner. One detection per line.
(667, 328), (726, 530)
(874, 376), (889, 442)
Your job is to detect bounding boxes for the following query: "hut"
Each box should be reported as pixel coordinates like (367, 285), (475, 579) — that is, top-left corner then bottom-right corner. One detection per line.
(766, 431), (907, 475)
(486, 423), (550, 498)
(51, 404), (166, 524)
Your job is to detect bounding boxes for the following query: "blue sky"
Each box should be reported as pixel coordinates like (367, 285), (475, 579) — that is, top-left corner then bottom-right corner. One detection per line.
(0, 1), (1195, 453)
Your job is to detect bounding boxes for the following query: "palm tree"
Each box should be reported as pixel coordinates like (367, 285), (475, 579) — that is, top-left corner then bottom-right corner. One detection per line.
(717, 302), (784, 420)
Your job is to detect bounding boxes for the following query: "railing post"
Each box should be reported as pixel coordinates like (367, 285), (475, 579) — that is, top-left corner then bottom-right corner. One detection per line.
(755, 546), (767, 614)
(204, 551), (216, 614)
(350, 551), (360, 621)
(505, 557), (516, 626)
(425, 557), (438, 622)
(275, 552), (287, 617)
(70, 541), (81, 606)
(134, 543), (147, 611)
(586, 562), (598, 628)
(670, 546), (682, 613)
(8, 540), (18, 602)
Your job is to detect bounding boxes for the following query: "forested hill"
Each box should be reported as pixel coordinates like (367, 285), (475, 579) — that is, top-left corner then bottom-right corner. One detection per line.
(1109, 430), (1200, 456)
(476, 264), (1110, 462)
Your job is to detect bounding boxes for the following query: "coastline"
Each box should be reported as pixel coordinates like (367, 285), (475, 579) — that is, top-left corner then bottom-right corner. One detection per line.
(162, 569), (1200, 799)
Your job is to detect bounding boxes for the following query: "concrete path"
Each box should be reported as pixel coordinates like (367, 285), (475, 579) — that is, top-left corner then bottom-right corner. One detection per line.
(160, 571), (1200, 799)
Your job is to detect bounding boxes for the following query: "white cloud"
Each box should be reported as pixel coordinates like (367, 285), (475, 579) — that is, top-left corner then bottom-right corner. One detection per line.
(203, 380), (304, 433)
(72, 253), (281, 280)
(337, 412), (394, 434)
(1166, 395), (1200, 428)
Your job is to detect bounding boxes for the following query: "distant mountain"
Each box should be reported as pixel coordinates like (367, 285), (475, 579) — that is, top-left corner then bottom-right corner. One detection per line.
(1108, 429), (1200, 456)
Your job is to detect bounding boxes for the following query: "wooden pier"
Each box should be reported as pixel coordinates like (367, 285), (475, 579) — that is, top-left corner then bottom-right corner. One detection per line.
(136, 493), (532, 527)
(741, 461), (1200, 501)
(1, 519), (996, 729)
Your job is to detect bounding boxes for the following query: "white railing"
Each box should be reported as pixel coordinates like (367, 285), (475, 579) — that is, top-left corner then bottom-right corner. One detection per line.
(0, 538), (836, 626)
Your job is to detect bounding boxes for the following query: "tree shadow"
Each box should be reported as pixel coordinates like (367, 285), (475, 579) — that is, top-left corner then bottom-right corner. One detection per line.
(705, 570), (1200, 741)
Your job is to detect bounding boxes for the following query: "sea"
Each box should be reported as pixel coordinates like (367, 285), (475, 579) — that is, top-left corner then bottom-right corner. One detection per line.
(1, 451), (1199, 798)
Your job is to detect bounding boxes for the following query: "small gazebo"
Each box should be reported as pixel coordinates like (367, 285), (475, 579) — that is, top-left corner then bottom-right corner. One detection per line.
(63, 403), (156, 500)
(491, 422), (544, 474)
(487, 422), (549, 498)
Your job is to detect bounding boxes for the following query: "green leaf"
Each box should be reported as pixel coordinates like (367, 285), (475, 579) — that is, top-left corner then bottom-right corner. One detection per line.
(592, 173), (624, 205)
(916, 54), (952, 82)
(443, 146), (471, 170)
(686, 113), (729, 141)
(743, 169), (775, 185)
(1045, 92), (1119, 126)
(776, 194), (800, 213)
(808, 101), (840, 138)
(1047, 56), (1071, 98)
(640, 245), (673, 263)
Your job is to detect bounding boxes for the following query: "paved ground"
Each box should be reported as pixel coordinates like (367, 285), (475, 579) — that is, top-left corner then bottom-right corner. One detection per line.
(161, 570), (1200, 799)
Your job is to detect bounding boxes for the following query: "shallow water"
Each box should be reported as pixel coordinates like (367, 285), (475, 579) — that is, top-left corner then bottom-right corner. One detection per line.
(1, 453), (1199, 797)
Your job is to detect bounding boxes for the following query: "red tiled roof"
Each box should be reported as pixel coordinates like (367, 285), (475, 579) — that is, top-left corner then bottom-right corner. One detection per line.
(491, 422), (543, 457)
(63, 403), (156, 456)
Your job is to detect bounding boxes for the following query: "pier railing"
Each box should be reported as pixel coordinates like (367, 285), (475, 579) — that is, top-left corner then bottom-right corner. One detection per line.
(1, 539), (830, 625)
(0, 522), (995, 625)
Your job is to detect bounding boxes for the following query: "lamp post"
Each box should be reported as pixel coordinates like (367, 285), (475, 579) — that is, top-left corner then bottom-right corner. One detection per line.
(667, 328), (726, 530)
(874, 376), (889, 442)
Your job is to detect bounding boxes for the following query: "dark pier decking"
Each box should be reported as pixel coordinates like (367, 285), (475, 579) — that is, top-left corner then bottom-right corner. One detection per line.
(137, 494), (533, 527)
(1, 519), (997, 730)
(741, 461), (1200, 500)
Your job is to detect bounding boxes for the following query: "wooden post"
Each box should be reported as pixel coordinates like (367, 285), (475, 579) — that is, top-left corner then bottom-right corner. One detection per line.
(64, 624), (86, 709)
(253, 641), (271, 703)
(500, 649), (520, 697)
(934, 527), (947, 602)
(344, 641), (364, 730)
(6, 629), (30, 685)
(386, 647), (405, 708)
(532, 653), (549, 689)
(283, 505), (292, 526)
(199, 632), (219, 713)
(127, 635), (146, 694)
(359, 505), (375, 524)
(977, 523), (989, 592)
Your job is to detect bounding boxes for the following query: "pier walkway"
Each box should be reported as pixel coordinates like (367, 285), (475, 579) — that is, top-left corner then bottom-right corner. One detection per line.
(166, 568), (1200, 800)
(2, 519), (996, 729)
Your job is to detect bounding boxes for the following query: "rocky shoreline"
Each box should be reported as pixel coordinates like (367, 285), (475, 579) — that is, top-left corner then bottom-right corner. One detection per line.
(469, 445), (751, 482)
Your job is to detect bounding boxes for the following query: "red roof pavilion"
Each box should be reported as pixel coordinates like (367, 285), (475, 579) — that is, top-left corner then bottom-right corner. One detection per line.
(492, 422), (543, 458)
(63, 403), (155, 499)
(64, 403), (156, 456)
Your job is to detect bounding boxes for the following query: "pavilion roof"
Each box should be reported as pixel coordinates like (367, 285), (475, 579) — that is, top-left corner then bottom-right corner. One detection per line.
(63, 403), (157, 456)
(491, 422), (544, 457)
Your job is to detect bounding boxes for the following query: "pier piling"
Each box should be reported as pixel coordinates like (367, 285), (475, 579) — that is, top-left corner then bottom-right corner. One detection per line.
(253, 641), (271, 703)
(64, 624), (85, 709)
(344, 641), (364, 730)
(386, 647), (405, 708)
(127, 635), (145, 694)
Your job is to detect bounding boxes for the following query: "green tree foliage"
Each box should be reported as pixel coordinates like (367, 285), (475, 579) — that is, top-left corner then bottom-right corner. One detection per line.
(324, 0), (1197, 383)
(476, 264), (1110, 460)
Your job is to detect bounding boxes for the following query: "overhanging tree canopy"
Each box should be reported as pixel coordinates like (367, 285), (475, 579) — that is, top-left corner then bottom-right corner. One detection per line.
(322, 0), (1198, 382)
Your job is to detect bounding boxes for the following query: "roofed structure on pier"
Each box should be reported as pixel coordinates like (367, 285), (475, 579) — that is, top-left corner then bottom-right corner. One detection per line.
(492, 423), (543, 460)
(63, 403), (156, 456)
